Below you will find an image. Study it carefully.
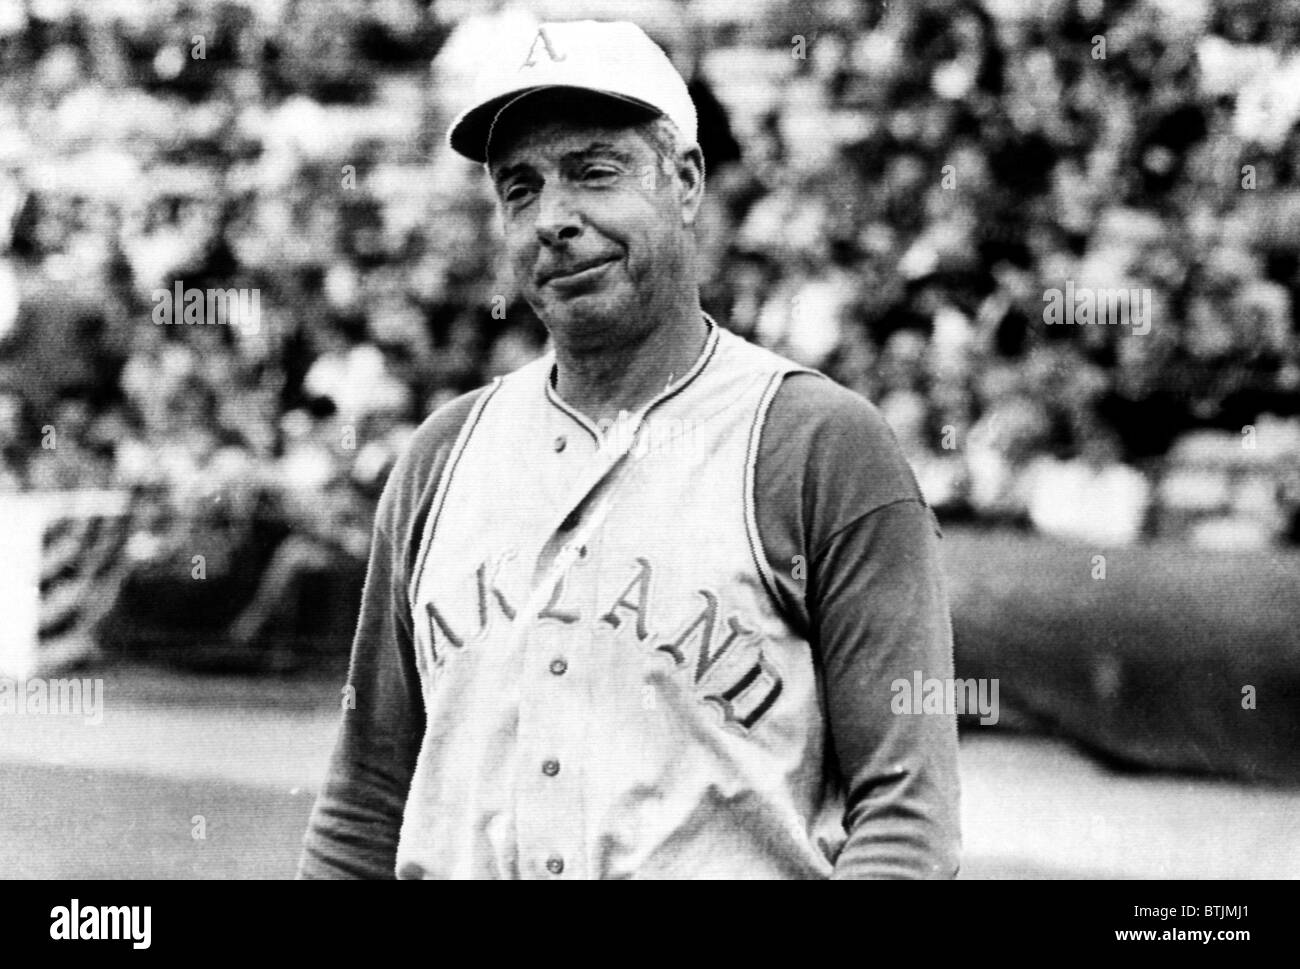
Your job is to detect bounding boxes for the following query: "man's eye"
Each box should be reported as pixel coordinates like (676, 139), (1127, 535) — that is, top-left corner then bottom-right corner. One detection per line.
(581, 167), (619, 182)
(504, 184), (534, 203)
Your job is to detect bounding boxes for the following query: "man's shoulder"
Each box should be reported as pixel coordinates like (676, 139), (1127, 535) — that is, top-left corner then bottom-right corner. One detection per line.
(405, 386), (492, 463)
(717, 327), (898, 445)
(377, 385), (493, 537)
(761, 371), (925, 525)
(400, 349), (553, 463)
(769, 371), (907, 460)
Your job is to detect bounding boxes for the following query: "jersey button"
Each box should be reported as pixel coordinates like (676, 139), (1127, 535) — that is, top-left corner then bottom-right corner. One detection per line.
(553, 435), (567, 452)
(546, 856), (564, 875)
(542, 758), (560, 777)
(549, 658), (567, 676)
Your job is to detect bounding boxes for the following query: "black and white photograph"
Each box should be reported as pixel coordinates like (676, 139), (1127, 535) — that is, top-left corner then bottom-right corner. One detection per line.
(0, 0), (1295, 925)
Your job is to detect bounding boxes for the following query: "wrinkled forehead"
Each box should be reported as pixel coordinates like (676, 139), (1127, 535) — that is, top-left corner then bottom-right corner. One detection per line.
(485, 89), (659, 172)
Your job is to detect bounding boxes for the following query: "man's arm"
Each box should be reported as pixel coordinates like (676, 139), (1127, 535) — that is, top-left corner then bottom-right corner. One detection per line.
(296, 390), (484, 878)
(810, 498), (961, 878)
(296, 511), (424, 878)
(757, 372), (961, 879)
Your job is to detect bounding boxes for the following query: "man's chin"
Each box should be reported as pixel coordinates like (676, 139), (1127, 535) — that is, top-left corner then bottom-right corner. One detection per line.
(534, 291), (629, 336)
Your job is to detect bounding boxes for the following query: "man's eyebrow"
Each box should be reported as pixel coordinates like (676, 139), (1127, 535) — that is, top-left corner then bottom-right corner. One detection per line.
(491, 143), (635, 185)
(565, 143), (636, 165)
(492, 162), (532, 187)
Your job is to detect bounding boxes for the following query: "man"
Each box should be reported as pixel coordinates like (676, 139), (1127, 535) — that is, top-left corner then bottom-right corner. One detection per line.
(299, 19), (960, 879)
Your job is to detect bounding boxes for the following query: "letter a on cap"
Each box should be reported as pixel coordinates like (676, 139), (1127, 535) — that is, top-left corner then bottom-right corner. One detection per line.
(522, 26), (566, 68)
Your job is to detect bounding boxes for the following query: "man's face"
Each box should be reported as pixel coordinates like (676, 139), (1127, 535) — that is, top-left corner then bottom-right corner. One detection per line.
(488, 106), (702, 346)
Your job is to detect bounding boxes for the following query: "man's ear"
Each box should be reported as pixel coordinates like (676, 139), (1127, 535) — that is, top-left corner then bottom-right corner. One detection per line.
(677, 144), (705, 227)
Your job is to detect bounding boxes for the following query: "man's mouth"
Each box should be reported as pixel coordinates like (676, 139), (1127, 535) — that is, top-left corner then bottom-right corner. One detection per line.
(539, 255), (620, 287)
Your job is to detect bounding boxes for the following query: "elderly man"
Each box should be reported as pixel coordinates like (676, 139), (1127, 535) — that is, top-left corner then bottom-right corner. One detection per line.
(299, 19), (959, 879)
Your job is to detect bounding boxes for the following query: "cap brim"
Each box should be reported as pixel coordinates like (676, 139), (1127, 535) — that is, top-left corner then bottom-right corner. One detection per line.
(448, 85), (664, 164)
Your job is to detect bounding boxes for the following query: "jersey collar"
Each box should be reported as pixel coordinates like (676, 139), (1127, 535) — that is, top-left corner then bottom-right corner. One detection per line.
(544, 313), (720, 443)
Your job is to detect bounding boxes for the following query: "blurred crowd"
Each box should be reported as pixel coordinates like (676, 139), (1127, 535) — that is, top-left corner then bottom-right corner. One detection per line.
(1, 0), (1299, 650)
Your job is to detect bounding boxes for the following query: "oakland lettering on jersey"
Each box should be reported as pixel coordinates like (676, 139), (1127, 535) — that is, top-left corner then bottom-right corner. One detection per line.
(425, 552), (783, 731)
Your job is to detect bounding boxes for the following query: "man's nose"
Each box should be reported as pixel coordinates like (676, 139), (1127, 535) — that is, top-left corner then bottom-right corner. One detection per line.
(534, 186), (582, 247)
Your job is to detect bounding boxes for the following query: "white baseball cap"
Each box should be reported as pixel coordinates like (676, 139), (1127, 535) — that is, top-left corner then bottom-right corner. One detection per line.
(446, 19), (698, 164)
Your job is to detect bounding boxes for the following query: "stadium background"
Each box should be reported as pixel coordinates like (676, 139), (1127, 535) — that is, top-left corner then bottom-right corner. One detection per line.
(0, 0), (1297, 878)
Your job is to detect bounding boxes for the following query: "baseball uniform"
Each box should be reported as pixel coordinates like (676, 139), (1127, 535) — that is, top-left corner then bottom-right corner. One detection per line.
(299, 314), (961, 879)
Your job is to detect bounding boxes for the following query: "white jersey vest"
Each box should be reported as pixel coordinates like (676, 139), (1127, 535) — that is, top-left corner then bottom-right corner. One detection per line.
(400, 321), (846, 878)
